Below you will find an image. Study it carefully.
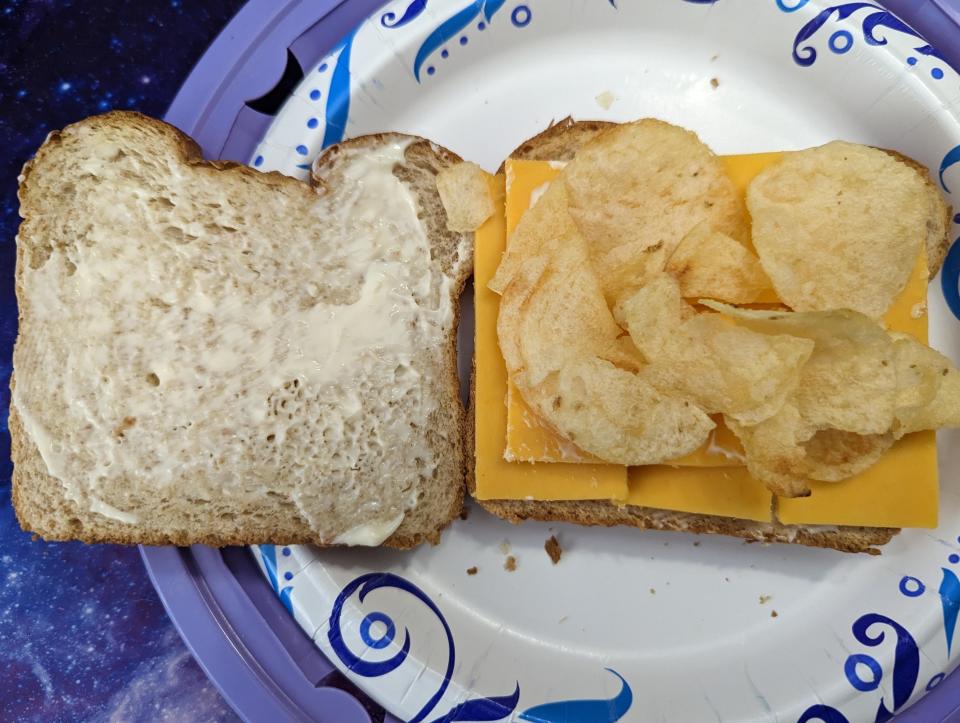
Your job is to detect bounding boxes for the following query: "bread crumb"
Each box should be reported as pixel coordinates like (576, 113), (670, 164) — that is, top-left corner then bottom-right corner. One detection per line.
(724, 577), (730, 582)
(693, 540), (701, 547)
(558, 615), (568, 624)
(498, 540), (511, 555)
(710, 78), (719, 89)
(911, 301), (927, 319)
(504, 555), (517, 572)
(710, 54), (719, 61)
(771, 610), (779, 618)
(466, 566), (478, 576)
(595, 91), (616, 110)
(545, 535), (562, 564)
(759, 594), (772, 605)
(649, 588), (656, 595)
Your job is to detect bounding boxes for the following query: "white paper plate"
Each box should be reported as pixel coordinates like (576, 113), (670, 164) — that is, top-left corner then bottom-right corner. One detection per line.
(250, 1), (960, 720)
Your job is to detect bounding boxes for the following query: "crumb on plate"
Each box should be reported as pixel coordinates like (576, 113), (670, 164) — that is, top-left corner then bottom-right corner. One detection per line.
(466, 566), (478, 576)
(504, 555), (517, 572)
(545, 535), (562, 564)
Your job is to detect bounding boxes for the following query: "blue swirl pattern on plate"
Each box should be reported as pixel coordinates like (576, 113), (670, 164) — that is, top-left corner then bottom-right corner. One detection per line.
(780, 2), (944, 76)
(795, 543), (960, 722)
(257, 545), (294, 614)
(412, 0), (506, 81)
(321, 30), (357, 149)
(327, 572), (522, 723)
(322, 571), (636, 721)
(382, 0), (430, 28)
(518, 669), (633, 722)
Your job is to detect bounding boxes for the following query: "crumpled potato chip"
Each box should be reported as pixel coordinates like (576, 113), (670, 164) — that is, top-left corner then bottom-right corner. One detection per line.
(645, 313), (814, 426)
(540, 357), (715, 465)
(489, 177), (576, 294)
(562, 119), (749, 307)
(803, 429), (894, 482)
(613, 274), (692, 359)
(747, 141), (934, 318)
(726, 406), (814, 498)
(498, 248), (710, 465)
(704, 302), (896, 435)
(890, 332), (960, 436)
(496, 256), (548, 378)
(729, 408), (894, 497)
(514, 259), (640, 388)
(616, 276), (813, 425)
(436, 161), (494, 232)
(665, 222), (772, 303)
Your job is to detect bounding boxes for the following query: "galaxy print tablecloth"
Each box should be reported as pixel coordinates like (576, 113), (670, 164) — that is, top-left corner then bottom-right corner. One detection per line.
(1, 2), (246, 720)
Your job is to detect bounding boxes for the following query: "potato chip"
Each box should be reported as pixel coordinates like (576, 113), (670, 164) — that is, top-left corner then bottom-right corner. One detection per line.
(730, 410), (893, 496)
(489, 178), (577, 294)
(803, 429), (893, 482)
(436, 161), (494, 232)
(890, 332), (960, 436)
(514, 260), (640, 388)
(614, 278), (812, 425)
(562, 119), (749, 307)
(643, 313), (814, 425)
(704, 302), (896, 435)
(613, 274), (692, 360)
(499, 255), (709, 465)
(747, 141), (933, 318)
(532, 357), (714, 465)
(496, 256), (548, 378)
(726, 406), (813, 498)
(665, 222), (772, 303)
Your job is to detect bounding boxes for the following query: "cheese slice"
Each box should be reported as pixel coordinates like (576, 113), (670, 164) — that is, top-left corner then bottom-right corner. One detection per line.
(777, 431), (937, 528)
(479, 154), (938, 528)
(626, 465), (772, 522)
(473, 174), (628, 501)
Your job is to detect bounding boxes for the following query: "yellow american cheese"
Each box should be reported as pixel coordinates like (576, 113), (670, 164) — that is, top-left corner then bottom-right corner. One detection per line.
(476, 155), (938, 528)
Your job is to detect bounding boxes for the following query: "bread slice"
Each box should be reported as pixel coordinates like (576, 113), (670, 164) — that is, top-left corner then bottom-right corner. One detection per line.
(472, 117), (955, 554)
(12, 111), (472, 549)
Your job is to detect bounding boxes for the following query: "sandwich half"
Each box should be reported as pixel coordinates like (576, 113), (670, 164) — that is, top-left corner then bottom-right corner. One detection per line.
(12, 111), (472, 548)
(472, 118), (954, 555)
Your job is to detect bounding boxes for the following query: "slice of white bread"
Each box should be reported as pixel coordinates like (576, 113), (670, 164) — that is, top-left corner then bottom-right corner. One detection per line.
(473, 118), (953, 554)
(12, 111), (472, 549)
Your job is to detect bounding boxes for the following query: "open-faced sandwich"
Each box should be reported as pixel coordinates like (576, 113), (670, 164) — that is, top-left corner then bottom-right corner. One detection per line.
(471, 118), (960, 554)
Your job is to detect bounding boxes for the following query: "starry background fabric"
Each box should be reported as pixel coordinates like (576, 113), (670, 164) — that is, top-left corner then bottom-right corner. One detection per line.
(0, 1), (248, 720)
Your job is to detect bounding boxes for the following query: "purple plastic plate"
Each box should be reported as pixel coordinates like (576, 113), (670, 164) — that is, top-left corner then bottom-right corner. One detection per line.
(141, 1), (960, 721)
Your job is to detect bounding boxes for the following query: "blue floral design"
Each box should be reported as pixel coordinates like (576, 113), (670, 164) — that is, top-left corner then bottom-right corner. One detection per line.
(779, 2), (943, 71)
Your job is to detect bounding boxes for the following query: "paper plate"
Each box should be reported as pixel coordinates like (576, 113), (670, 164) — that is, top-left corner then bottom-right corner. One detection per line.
(152, 1), (960, 720)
